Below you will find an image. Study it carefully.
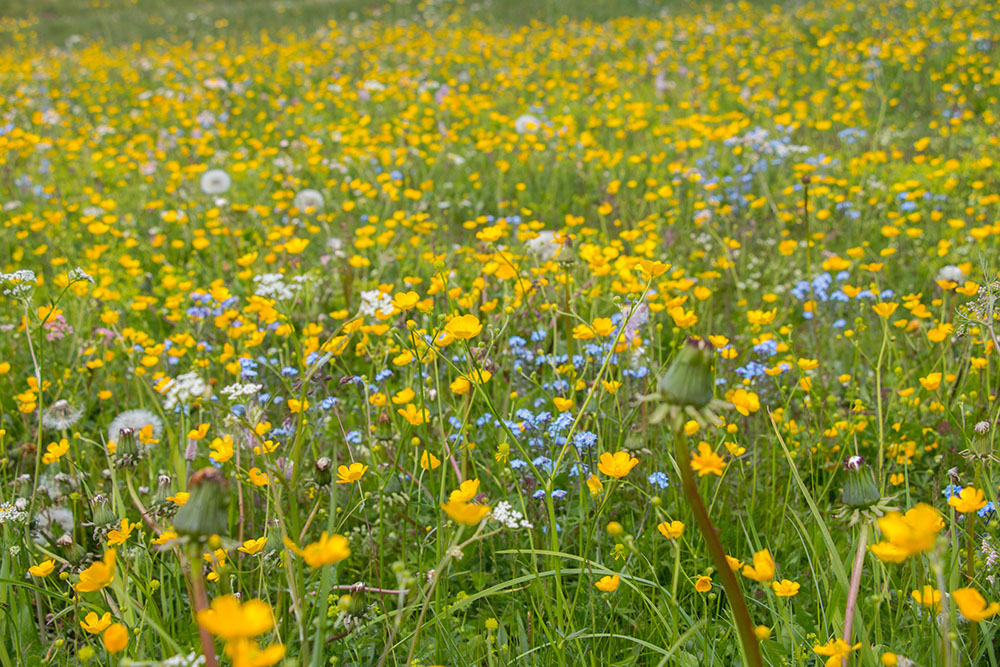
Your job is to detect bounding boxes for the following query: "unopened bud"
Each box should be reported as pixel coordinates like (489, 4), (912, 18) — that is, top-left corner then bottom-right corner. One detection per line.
(842, 456), (880, 509)
(173, 468), (228, 539)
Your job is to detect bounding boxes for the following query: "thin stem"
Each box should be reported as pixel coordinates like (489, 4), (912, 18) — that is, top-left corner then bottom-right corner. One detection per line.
(672, 420), (762, 667)
(932, 550), (953, 667)
(186, 550), (218, 667)
(967, 515), (978, 659)
(841, 522), (869, 655)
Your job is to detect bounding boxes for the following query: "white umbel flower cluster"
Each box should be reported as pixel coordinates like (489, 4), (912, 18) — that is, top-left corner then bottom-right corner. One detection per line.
(253, 273), (294, 300)
(359, 289), (393, 317)
(1, 270), (36, 297)
(220, 382), (263, 400)
(0, 501), (27, 525)
(161, 652), (208, 666)
(161, 372), (210, 411)
(491, 501), (533, 530)
(67, 267), (94, 283)
(253, 273), (310, 301)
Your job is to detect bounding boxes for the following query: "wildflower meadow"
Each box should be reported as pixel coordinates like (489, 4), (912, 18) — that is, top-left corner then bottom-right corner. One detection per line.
(2, 0), (1000, 664)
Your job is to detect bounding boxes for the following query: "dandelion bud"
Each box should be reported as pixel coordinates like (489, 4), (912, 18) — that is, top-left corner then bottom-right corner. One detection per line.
(842, 456), (880, 509)
(153, 475), (172, 505)
(657, 338), (715, 409)
(172, 467), (228, 539)
(315, 457), (332, 487)
(90, 494), (116, 526)
(113, 427), (143, 469)
(971, 420), (992, 459)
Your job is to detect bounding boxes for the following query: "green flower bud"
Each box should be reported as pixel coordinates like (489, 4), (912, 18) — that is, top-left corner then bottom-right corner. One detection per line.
(90, 494), (116, 526)
(657, 338), (715, 409)
(62, 538), (86, 565)
(842, 456), (880, 509)
(314, 457), (332, 487)
(153, 474), (172, 505)
(172, 467), (228, 539)
(113, 427), (143, 469)
(971, 420), (992, 458)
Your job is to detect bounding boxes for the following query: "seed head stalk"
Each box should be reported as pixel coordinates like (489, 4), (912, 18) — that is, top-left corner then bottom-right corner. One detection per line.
(671, 419), (762, 667)
(841, 523), (868, 657)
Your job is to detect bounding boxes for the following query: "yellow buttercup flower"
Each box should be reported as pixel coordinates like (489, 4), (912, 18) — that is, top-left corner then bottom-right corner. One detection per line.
(248, 467), (270, 486)
(237, 537), (268, 556)
(397, 403), (429, 426)
(107, 518), (139, 546)
(166, 492), (189, 506)
(771, 579), (800, 597)
(444, 314), (482, 339)
(919, 372), (942, 390)
(911, 585), (941, 609)
(953, 588), (1000, 622)
(393, 291), (420, 311)
(441, 499), (492, 525)
(102, 623), (128, 654)
(741, 549), (775, 582)
(869, 503), (944, 563)
(283, 532), (350, 568)
(224, 638), (286, 667)
(336, 462), (369, 484)
(595, 574), (620, 592)
(947, 487), (987, 514)
(76, 549), (116, 593)
(690, 442), (725, 477)
(657, 520), (684, 539)
(552, 397), (574, 411)
(729, 388), (760, 416)
(197, 595), (276, 640)
(420, 451), (441, 470)
(449, 479), (481, 503)
(152, 530), (179, 546)
(28, 559), (55, 577)
(633, 259), (669, 278)
(872, 302), (898, 318)
(586, 474), (603, 496)
(813, 638), (861, 667)
(695, 575), (712, 593)
(597, 451), (639, 479)
(80, 611), (112, 634)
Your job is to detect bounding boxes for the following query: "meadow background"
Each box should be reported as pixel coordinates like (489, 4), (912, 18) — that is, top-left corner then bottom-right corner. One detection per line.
(1, 0), (1000, 665)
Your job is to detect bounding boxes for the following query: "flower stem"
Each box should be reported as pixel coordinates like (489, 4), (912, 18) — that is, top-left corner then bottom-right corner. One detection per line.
(931, 551), (953, 667)
(186, 549), (218, 667)
(841, 522), (869, 657)
(672, 422), (761, 667)
(967, 514), (978, 659)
